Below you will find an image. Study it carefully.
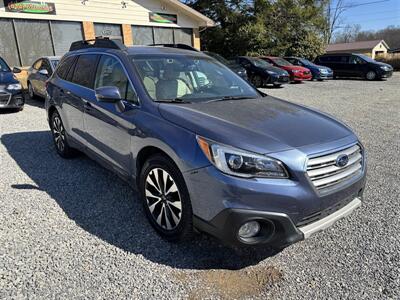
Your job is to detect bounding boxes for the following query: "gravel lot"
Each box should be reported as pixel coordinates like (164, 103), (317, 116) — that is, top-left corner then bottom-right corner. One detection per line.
(1, 74), (399, 299)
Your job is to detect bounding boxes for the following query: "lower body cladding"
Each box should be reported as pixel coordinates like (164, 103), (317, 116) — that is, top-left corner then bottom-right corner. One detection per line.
(0, 91), (24, 109)
(186, 165), (366, 248)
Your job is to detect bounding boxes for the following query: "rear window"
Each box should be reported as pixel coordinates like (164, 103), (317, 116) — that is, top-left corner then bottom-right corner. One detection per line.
(71, 54), (99, 89)
(56, 56), (76, 80)
(0, 57), (10, 72)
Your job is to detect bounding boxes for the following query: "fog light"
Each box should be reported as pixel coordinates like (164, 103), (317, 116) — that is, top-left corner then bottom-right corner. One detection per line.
(238, 221), (260, 239)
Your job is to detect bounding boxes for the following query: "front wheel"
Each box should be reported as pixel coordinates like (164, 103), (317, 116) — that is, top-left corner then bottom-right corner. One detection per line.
(139, 155), (193, 242)
(366, 70), (377, 81)
(252, 75), (263, 88)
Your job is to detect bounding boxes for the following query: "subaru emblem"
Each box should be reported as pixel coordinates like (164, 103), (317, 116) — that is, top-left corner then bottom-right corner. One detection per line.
(336, 154), (349, 168)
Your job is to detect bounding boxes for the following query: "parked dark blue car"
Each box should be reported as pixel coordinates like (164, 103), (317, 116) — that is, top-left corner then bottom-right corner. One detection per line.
(46, 38), (366, 249)
(285, 57), (333, 80)
(0, 56), (24, 111)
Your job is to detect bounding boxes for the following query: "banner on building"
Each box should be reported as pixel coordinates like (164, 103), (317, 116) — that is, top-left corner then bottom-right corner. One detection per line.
(149, 12), (178, 24)
(4, 0), (56, 15)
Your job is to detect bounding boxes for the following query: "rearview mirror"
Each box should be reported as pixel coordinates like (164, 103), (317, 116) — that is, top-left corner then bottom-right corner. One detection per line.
(39, 69), (49, 76)
(13, 67), (22, 74)
(95, 86), (122, 103)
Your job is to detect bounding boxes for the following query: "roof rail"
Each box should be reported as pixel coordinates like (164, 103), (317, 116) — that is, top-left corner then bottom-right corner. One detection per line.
(69, 37), (127, 52)
(149, 43), (199, 52)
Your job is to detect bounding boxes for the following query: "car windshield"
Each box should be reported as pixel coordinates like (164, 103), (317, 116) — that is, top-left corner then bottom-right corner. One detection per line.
(51, 60), (60, 69)
(357, 54), (376, 63)
(0, 58), (11, 72)
(131, 55), (259, 103)
(272, 58), (292, 66)
(248, 58), (271, 68)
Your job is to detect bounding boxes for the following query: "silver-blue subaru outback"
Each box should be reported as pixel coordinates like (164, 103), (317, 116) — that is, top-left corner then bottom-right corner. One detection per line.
(45, 38), (366, 249)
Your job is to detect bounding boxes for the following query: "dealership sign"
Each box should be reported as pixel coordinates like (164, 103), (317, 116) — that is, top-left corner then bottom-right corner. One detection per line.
(4, 0), (56, 14)
(149, 12), (177, 24)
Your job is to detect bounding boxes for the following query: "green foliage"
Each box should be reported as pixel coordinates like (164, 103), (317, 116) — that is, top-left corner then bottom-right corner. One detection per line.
(182, 0), (327, 59)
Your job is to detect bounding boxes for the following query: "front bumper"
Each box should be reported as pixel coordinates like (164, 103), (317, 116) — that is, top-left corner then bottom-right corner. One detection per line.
(270, 74), (290, 85)
(292, 73), (312, 82)
(315, 72), (334, 80)
(0, 91), (24, 109)
(379, 70), (393, 78)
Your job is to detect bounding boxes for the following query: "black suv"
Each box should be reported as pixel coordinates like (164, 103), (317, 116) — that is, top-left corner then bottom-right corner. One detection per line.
(315, 53), (393, 80)
(0, 56), (24, 110)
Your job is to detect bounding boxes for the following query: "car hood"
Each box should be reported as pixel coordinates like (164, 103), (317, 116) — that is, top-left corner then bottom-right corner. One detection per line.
(158, 97), (353, 154)
(0, 72), (18, 85)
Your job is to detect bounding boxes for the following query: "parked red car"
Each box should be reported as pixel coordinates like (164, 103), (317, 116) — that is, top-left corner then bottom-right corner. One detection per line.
(260, 56), (312, 82)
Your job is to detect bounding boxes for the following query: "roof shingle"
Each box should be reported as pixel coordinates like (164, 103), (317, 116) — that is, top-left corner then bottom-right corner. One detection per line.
(326, 40), (387, 52)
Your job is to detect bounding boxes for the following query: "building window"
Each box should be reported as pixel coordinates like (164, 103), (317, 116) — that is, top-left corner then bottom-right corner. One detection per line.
(173, 28), (193, 46)
(14, 19), (54, 66)
(153, 27), (174, 44)
(132, 26), (154, 45)
(95, 23), (122, 40)
(51, 21), (83, 56)
(0, 18), (20, 67)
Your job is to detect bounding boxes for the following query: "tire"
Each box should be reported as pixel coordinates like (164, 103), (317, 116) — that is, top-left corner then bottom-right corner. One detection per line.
(139, 154), (193, 242)
(366, 70), (377, 81)
(28, 82), (35, 99)
(50, 110), (79, 159)
(252, 75), (263, 88)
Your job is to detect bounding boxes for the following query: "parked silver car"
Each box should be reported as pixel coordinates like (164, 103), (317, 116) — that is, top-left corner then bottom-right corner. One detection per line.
(27, 56), (60, 99)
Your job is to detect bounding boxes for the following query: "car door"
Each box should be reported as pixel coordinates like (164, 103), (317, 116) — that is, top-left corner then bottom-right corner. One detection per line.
(61, 54), (99, 145)
(349, 55), (367, 77)
(30, 59), (42, 92)
(36, 59), (52, 96)
(83, 54), (139, 176)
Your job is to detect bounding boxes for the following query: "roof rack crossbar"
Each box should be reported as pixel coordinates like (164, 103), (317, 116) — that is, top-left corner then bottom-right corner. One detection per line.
(69, 37), (127, 52)
(149, 43), (199, 52)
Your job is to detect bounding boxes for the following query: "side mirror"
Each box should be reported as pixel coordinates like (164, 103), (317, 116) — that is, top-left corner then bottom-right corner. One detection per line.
(39, 69), (49, 76)
(13, 67), (22, 74)
(95, 86), (122, 103)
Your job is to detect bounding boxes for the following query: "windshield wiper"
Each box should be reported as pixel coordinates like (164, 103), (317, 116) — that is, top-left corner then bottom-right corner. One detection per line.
(207, 96), (257, 103)
(155, 98), (190, 104)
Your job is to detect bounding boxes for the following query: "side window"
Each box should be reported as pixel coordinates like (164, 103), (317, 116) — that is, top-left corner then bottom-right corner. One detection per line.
(72, 54), (99, 89)
(41, 59), (52, 75)
(95, 55), (138, 104)
(350, 56), (364, 64)
(337, 56), (349, 64)
(56, 56), (75, 80)
(33, 59), (42, 70)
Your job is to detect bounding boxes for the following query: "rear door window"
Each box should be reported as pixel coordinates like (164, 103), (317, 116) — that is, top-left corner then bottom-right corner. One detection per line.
(56, 56), (76, 80)
(72, 54), (100, 89)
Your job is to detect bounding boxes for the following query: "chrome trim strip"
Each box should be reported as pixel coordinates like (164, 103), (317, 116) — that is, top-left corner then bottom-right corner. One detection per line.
(299, 197), (361, 239)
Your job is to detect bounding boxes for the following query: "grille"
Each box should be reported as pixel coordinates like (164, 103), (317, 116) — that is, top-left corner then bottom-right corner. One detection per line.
(0, 92), (11, 105)
(307, 144), (363, 191)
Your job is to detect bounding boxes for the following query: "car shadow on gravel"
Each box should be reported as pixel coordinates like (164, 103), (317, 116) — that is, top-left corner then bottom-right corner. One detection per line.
(2, 131), (280, 270)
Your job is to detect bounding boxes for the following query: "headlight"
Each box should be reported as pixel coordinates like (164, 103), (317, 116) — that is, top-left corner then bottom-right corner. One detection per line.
(197, 136), (289, 178)
(6, 83), (22, 90)
(380, 66), (390, 71)
(266, 70), (277, 75)
(319, 68), (328, 73)
(292, 70), (301, 73)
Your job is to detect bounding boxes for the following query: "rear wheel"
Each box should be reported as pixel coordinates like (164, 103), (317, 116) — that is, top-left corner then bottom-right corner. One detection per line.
(139, 154), (193, 242)
(50, 110), (79, 158)
(366, 70), (377, 81)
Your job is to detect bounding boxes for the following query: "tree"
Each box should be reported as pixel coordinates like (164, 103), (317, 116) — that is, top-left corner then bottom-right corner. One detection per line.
(182, 0), (328, 59)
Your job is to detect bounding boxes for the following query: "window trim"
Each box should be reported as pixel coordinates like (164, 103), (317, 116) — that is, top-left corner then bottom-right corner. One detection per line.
(59, 52), (140, 107)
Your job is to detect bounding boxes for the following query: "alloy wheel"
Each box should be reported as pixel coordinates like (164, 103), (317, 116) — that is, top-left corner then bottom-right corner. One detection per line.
(52, 115), (65, 152)
(366, 71), (376, 80)
(145, 168), (182, 230)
